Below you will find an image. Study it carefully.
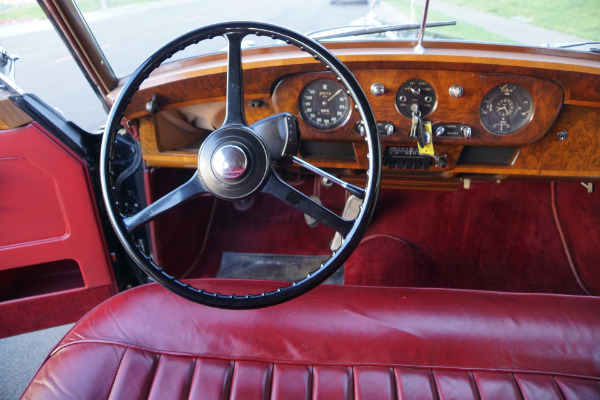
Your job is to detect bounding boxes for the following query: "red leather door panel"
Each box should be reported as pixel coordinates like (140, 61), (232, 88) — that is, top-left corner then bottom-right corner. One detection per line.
(0, 122), (116, 337)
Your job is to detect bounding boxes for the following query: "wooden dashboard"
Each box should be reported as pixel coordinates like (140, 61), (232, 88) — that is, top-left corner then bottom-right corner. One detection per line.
(114, 41), (600, 187)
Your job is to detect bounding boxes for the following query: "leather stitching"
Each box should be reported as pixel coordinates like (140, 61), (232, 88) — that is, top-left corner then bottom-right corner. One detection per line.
(389, 367), (398, 400)
(470, 371), (482, 400)
(552, 375), (567, 400)
(142, 353), (160, 399)
(432, 370), (442, 400)
(428, 369), (440, 400)
(308, 365), (314, 400)
(48, 338), (600, 398)
(51, 339), (600, 383)
(264, 363), (273, 400)
(225, 360), (235, 400)
(349, 366), (355, 400)
(513, 373), (525, 400)
(182, 358), (196, 400)
(106, 347), (127, 400)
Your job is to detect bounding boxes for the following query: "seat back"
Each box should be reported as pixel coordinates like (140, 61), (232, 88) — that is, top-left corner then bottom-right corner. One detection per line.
(23, 280), (600, 399)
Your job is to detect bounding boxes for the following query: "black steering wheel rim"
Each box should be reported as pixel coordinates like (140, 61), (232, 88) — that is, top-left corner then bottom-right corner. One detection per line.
(101, 21), (381, 309)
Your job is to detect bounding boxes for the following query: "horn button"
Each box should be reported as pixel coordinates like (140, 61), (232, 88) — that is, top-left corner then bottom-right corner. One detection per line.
(198, 127), (270, 200)
(212, 145), (248, 181)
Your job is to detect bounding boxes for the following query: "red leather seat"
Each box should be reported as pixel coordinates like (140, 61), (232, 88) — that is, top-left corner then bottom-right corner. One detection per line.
(22, 280), (600, 399)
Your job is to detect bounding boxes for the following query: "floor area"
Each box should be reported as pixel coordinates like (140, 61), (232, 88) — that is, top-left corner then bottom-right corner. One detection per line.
(0, 324), (73, 400)
(344, 180), (598, 294)
(158, 178), (600, 296)
(217, 252), (342, 284)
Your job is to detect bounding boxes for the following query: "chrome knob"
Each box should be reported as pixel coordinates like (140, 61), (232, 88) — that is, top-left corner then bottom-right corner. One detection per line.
(461, 125), (472, 139)
(449, 84), (464, 98)
(211, 144), (247, 181)
(370, 83), (385, 96)
(384, 123), (395, 136)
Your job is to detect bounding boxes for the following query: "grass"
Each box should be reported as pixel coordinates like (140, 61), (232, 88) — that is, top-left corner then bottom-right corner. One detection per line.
(440, 0), (599, 40)
(0, 0), (162, 21)
(386, 0), (516, 43)
(0, 3), (45, 20)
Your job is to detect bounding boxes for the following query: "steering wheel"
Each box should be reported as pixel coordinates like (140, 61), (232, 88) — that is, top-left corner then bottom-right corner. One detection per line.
(101, 22), (381, 309)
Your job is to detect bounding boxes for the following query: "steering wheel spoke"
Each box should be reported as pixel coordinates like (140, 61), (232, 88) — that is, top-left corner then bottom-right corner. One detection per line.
(262, 169), (353, 237)
(222, 32), (247, 127)
(123, 171), (207, 233)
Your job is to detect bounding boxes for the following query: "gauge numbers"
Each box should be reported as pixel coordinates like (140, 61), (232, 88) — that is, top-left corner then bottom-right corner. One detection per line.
(395, 79), (437, 118)
(299, 79), (351, 130)
(480, 83), (534, 135)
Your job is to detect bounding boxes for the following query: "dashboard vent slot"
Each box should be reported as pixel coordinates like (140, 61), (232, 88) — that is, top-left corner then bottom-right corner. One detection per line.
(299, 141), (355, 161)
(457, 146), (518, 165)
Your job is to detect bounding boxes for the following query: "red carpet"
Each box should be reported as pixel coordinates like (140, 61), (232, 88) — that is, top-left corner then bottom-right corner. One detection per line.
(149, 170), (599, 295)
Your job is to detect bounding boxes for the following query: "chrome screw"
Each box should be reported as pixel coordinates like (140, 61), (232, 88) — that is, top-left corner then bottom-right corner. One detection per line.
(557, 130), (568, 141)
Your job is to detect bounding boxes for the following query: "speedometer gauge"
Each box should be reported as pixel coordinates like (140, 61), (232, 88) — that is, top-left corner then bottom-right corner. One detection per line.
(480, 83), (534, 135)
(299, 79), (351, 130)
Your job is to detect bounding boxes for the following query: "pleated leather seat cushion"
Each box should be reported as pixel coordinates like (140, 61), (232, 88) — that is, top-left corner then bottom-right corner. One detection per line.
(22, 279), (600, 399)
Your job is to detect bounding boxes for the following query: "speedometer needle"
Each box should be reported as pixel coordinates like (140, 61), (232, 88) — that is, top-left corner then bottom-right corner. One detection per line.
(327, 89), (343, 103)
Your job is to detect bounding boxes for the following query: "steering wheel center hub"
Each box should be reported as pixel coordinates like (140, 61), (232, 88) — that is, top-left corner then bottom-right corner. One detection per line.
(197, 127), (270, 200)
(211, 144), (248, 181)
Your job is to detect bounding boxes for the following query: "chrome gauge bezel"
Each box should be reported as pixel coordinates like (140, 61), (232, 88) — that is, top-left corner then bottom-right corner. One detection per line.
(298, 79), (352, 130)
(479, 83), (534, 135)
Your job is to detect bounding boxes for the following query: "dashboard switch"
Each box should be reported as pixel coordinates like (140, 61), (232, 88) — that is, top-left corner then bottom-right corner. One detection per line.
(461, 125), (472, 139)
(355, 122), (366, 137)
(382, 122), (395, 136)
(433, 123), (472, 139)
(355, 121), (396, 137)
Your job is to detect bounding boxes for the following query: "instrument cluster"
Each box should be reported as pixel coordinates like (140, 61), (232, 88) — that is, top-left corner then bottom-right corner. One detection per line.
(295, 75), (537, 141)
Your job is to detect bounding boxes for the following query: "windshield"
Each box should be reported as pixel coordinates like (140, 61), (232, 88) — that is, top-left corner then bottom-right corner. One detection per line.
(73, 0), (599, 77)
(0, 0), (597, 131)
